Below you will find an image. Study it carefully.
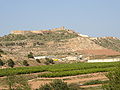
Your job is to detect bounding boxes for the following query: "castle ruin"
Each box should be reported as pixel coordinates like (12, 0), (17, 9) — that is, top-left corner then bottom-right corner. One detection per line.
(11, 27), (67, 35)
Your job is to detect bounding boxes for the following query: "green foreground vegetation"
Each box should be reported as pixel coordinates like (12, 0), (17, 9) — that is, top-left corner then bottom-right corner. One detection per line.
(0, 62), (120, 90)
(0, 62), (119, 77)
(36, 79), (80, 90)
(5, 76), (80, 90)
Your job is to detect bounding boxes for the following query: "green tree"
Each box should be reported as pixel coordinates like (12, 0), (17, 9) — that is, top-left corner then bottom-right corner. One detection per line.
(23, 60), (29, 66)
(28, 52), (34, 58)
(0, 59), (4, 66)
(7, 59), (15, 68)
(103, 64), (120, 90)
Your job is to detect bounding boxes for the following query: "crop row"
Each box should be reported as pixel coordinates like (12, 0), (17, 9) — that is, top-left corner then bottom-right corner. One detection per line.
(0, 66), (48, 76)
(0, 62), (119, 76)
(38, 67), (115, 77)
(46, 62), (118, 72)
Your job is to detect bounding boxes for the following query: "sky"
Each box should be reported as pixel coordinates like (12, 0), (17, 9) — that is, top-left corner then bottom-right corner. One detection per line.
(0, 0), (120, 37)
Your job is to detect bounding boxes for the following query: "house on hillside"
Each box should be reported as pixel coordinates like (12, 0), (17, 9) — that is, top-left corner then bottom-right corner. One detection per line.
(34, 56), (61, 61)
(64, 55), (83, 61)
(34, 56), (54, 60)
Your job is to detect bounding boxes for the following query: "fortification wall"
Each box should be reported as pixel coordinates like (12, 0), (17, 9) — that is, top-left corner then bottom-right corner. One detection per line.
(11, 31), (30, 34)
(51, 26), (65, 31)
(11, 27), (74, 35)
(11, 30), (46, 34)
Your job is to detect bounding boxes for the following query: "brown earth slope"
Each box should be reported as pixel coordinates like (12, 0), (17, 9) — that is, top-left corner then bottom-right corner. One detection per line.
(0, 29), (120, 64)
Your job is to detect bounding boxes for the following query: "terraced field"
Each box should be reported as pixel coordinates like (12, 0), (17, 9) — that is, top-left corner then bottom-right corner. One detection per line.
(0, 62), (118, 77)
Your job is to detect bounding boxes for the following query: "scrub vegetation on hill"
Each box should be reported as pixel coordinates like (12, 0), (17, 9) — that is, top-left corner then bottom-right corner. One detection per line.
(0, 30), (78, 42)
(93, 37), (120, 52)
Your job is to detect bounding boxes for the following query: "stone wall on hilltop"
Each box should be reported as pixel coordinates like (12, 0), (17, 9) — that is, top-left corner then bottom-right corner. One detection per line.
(11, 27), (75, 35)
(51, 26), (65, 31)
(11, 30), (44, 35)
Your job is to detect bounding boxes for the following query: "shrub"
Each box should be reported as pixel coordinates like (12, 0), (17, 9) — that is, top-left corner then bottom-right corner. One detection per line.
(49, 59), (54, 64)
(50, 79), (69, 90)
(36, 59), (41, 63)
(37, 79), (79, 90)
(23, 60), (29, 66)
(45, 58), (54, 64)
(28, 52), (34, 58)
(0, 54), (2, 57)
(7, 59), (15, 68)
(0, 59), (4, 66)
(67, 53), (71, 55)
(0, 49), (4, 53)
(44, 61), (50, 65)
(37, 84), (52, 90)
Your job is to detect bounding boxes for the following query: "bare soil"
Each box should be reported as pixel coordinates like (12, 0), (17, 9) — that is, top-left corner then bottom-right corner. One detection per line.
(28, 72), (108, 90)
(80, 49), (120, 55)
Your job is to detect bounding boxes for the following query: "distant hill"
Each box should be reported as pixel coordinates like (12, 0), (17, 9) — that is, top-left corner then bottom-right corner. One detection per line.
(0, 27), (120, 66)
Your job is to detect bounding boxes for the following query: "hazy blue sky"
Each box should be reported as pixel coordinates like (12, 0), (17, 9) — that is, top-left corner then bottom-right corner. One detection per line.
(0, 0), (120, 37)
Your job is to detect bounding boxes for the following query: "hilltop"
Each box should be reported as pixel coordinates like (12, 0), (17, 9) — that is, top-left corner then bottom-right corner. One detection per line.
(10, 27), (75, 35)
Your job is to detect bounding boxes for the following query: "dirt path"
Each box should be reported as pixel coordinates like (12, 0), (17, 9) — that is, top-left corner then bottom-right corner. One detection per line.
(29, 72), (108, 89)
(29, 72), (107, 81)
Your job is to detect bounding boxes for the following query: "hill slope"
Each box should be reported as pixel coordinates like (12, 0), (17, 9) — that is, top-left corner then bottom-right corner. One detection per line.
(91, 37), (120, 52)
(0, 28), (120, 67)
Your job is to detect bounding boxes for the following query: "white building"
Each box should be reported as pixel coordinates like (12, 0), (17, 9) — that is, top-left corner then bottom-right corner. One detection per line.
(65, 55), (83, 61)
(34, 56), (54, 59)
(78, 34), (89, 37)
(88, 58), (120, 62)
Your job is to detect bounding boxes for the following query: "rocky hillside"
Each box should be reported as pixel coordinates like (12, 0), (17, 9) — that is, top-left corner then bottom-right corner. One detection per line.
(91, 37), (120, 52)
(0, 28), (120, 63)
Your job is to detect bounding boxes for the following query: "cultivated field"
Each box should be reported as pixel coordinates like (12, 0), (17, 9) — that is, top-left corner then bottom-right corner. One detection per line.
(0, 62), (118, 89)
(0, 62), (118, 77)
